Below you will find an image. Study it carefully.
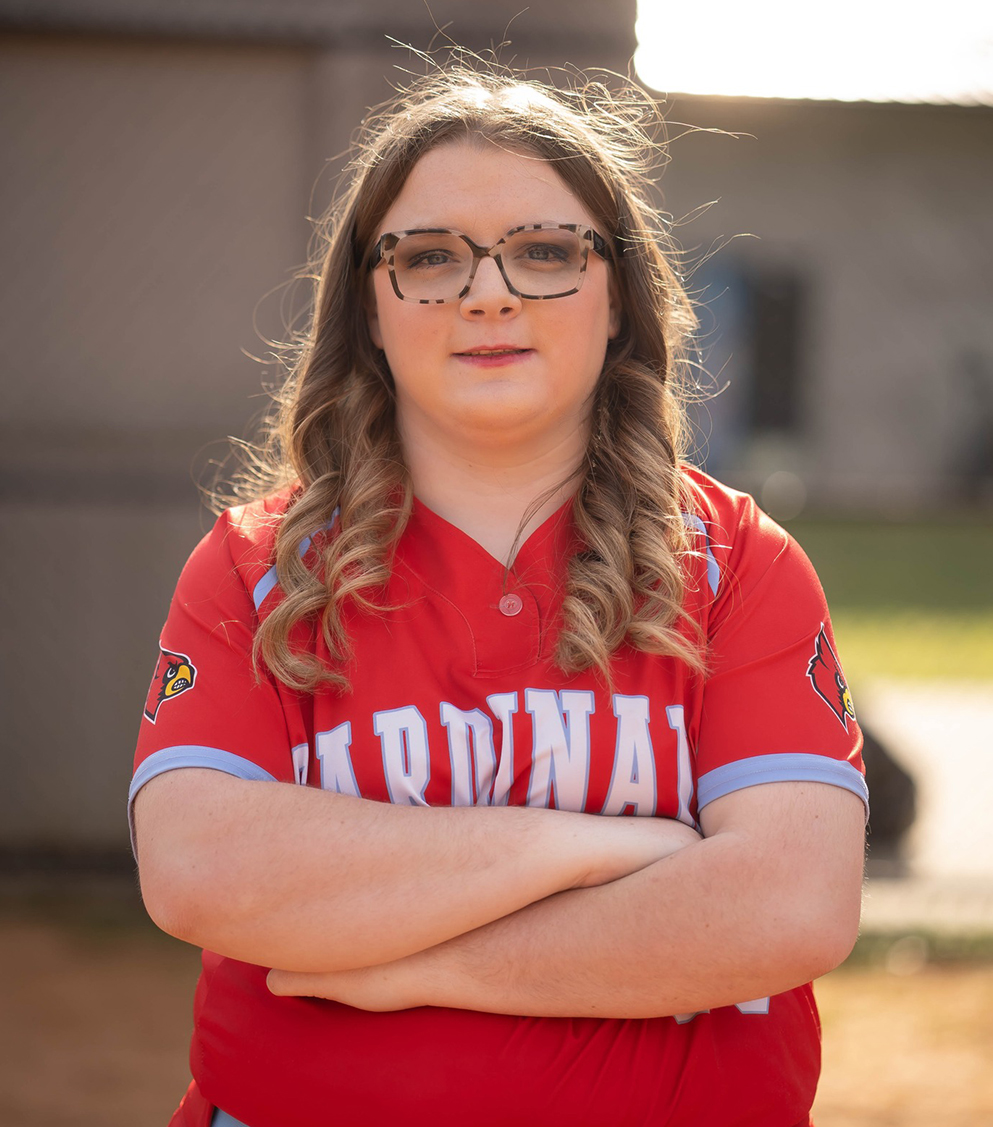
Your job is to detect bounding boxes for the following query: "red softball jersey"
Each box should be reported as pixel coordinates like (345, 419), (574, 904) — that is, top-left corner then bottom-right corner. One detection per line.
(131, 466), (867, 1127)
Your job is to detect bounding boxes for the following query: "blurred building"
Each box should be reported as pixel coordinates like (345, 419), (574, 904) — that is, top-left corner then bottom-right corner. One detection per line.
(655, 94), (993, 517)
(0, 0), (990, 853)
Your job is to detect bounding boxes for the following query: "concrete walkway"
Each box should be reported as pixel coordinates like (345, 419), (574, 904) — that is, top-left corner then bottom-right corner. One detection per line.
(858, 679), (993, 934)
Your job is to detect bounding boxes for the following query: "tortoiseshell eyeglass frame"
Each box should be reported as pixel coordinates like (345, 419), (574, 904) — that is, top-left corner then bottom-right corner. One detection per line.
(367, 223), (611, 304)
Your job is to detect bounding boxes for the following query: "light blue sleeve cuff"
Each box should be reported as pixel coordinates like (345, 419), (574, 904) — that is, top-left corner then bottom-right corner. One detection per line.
(697, 753), (869, 820)
(128, 746), (278, 859)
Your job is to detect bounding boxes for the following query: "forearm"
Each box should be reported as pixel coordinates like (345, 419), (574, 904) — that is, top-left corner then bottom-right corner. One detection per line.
(275, 837), (792, 1018)
(410, 835), (821, 1018)
(413, 788), (864, 1017)
(270, 783), (866, 1018)
(134, 769), (693, 972)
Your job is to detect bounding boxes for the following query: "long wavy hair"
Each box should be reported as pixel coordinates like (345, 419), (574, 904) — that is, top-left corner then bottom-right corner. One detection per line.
(230, 65), (705, 692)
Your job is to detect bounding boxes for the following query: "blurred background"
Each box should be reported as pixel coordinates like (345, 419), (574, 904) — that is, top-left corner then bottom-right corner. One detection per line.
(0, 1), (990, 1124)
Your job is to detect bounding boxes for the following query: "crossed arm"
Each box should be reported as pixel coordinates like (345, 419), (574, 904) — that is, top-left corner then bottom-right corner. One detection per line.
(135, 770), (865, 1020)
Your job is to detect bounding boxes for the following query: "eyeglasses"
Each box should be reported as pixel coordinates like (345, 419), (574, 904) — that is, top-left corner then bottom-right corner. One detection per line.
(368, 223), (610, 304)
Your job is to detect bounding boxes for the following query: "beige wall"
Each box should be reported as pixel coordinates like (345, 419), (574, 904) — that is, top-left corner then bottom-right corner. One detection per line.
(1, 34), (318, 847)
(2, 35), (313, 446)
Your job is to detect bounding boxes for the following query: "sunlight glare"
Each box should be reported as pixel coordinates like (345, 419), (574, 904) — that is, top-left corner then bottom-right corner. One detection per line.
(635, 0), (993, 103)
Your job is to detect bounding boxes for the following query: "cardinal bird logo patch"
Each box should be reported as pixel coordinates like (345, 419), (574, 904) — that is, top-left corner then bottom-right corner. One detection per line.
(806, 625), (856, 730)
(143, 648), (197, 723)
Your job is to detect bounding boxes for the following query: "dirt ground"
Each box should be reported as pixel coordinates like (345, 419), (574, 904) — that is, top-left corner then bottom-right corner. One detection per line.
(3, 887), (992, 1127)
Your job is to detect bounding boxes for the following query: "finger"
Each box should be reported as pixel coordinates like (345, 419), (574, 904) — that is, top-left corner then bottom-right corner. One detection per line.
(266, 968), (289, 995)
(267, 968), (320, 996)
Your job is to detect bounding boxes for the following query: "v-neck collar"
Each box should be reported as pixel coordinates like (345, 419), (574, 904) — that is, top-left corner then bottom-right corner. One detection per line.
(394, 496), (580, 675)
(403, 494), (578, 587)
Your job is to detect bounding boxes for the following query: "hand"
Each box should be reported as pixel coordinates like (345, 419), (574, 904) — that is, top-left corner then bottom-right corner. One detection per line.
(575, 815), (702, 889)
(267, 956), (428, 1012)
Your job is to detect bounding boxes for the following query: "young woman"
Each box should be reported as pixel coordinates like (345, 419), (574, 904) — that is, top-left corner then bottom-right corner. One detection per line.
(131, 65), (868, 1127)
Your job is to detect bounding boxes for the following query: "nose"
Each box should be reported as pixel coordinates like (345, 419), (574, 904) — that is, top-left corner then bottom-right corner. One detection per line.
(460, 256), (522, 319)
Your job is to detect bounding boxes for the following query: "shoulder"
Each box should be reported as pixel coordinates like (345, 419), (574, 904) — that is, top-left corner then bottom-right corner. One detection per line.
(677, 466), (828, 648)
(679, 465), (815, 598)
(222, 485), (343, 618)
(221, 487), (296, 568)
(680, 465), (785, 554)
(177, 487), (298, 612)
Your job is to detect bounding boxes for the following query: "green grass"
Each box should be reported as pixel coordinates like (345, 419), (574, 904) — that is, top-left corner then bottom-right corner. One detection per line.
(784, 518), (993, 682)
(785, 519), (993, 612)
(841, 929), (993, 967)
(830, 610), (993, 682)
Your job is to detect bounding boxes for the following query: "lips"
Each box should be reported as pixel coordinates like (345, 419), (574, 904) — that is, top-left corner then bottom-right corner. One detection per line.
(455, 346), (532, 356)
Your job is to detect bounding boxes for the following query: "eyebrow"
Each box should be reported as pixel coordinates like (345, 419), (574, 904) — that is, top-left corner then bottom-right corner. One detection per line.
(382, 220), (581, 236)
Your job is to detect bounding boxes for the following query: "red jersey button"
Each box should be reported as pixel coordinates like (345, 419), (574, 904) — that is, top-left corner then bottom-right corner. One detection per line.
(498, 593), (523, 617)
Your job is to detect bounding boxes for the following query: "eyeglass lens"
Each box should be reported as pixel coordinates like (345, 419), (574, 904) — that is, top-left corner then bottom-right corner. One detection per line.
(390, 228), (587, 301)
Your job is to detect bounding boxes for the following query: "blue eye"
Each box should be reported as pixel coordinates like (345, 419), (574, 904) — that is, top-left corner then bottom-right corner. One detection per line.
(408, 250), (456, 269)
(522, 242), (568, 262)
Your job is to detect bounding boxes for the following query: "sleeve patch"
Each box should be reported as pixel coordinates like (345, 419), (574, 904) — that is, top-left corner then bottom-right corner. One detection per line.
(143, 648), (197, 723)
(806, 625), (856, 731)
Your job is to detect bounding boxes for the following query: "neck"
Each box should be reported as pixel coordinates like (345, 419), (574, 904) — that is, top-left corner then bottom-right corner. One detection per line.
(400, 424), (587, 566)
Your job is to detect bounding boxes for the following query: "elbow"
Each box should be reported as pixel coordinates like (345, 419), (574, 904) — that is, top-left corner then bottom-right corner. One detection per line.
(132, 770), (263, 950)
(136, 828), (251, 952)
(774, 884), (863, 983)
(139, 864), (197, 944)
(137, 836), (227, 947)
(139, 841), (267, 952)
(812, 901), (863, 977)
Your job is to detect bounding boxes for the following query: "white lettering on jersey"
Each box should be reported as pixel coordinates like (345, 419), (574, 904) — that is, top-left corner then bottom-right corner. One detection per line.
(486, 692), (518, 806)
(674, 997), (772, 1024)
(316, 723), (360, 797)
(734, 997), (771, 1015)
(440, 703), (497, 806)
(601, 694), (657, 816)
(525, 689), (594, 811)
(665, 705), (697, 828)
(291, 742), (309, 786)
(374, 706), (430, 806)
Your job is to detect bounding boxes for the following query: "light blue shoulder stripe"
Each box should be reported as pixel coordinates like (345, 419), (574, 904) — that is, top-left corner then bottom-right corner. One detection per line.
(251, 509), (339, 611)
(212, 1111), (251, 1127)
(682, 512), (720, 597)
(252, 565), (280, 611)
(128, 746), (279, 858)
(697, 753), (869, 819)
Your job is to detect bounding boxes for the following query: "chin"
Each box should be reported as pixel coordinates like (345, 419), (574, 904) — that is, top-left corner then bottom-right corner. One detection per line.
(452, 395), (552, 435)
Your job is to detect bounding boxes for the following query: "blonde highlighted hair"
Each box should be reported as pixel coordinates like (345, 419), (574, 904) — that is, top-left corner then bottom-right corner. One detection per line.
(226, 62), (704, 692)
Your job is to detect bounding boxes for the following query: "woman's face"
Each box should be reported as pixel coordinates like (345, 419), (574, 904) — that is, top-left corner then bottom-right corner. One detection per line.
(367, 141), (621, 461)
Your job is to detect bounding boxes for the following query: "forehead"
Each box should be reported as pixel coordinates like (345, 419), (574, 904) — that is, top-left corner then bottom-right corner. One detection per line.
(378, 141), (595, 239)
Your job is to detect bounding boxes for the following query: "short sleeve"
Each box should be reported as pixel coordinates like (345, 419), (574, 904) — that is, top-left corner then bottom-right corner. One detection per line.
(691, 493), (868, 818)
(129, 511), (298, 851)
